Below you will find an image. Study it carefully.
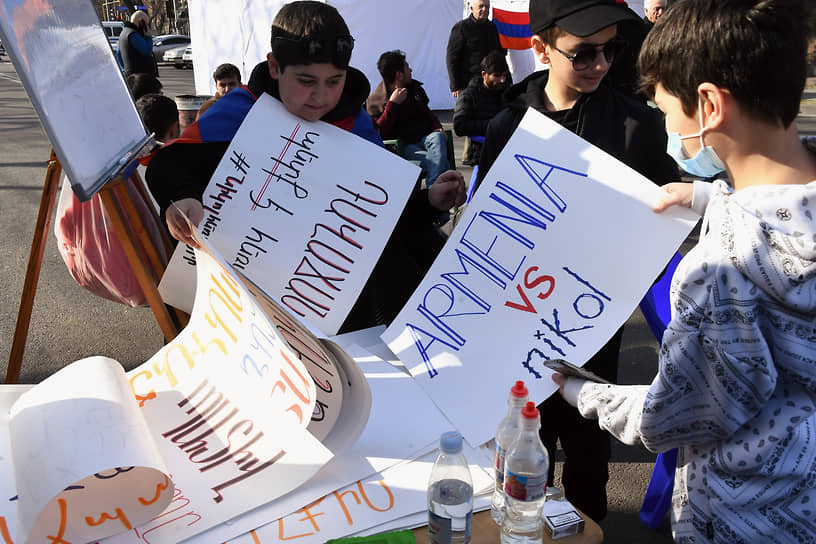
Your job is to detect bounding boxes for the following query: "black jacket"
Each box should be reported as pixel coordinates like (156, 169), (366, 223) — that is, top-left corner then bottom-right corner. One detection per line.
(446, 16), (503, 92)
(475, 70), (679, 192)
(119, 22), (158, 77)
(452, 75), (507, 137)
(375, 79), (442, 145)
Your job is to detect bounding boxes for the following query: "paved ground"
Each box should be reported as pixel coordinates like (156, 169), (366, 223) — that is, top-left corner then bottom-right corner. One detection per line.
(0, 58), (814, 542)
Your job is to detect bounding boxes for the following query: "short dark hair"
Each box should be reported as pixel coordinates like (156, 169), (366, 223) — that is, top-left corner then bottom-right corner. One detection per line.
(136, 94), (178, 140)
(212, 63), (241, 83)
(126, 73), (162, 101)
(481, 50), (508, 75)
(377, 50), (406, 86)
(270, 1), (353, 72)
(536, 25), (566, 47)
(639, 0), (810, 128)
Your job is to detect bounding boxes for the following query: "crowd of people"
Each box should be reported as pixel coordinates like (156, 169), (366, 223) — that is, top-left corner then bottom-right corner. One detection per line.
(124, 0), (816, 542)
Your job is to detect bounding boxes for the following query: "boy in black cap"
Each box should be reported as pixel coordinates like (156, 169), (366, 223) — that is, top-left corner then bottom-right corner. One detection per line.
(475, 0), (679, 522)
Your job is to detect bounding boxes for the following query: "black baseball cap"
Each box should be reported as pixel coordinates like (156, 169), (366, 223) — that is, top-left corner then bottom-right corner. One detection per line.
(529, 0), (638, 37)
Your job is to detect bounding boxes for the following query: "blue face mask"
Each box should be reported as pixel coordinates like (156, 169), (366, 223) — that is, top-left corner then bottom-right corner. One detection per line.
(665, 100), (725, 178)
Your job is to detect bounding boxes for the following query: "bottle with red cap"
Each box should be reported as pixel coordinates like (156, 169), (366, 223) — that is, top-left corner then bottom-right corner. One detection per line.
(501, 401), (549, 544)
(491, 380), (529, 525)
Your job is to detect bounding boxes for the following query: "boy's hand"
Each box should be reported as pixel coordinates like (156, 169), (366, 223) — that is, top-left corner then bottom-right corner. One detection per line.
(552, 372), (567, 395)
(389, 88), (408, 104)
(166, 198), (204, 248)
(428, 170), (466, 211)
(653, 182), (693, 212)
(551, 373), (585, 408)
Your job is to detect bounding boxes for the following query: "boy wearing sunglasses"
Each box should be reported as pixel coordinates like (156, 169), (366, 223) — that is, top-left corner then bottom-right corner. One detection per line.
(475, 0), (679, 523)
(146, 1), (466, 332)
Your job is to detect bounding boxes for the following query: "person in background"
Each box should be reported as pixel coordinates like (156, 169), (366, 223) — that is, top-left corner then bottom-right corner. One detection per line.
(604, 2), (651, 101)
(476, 0), (679, 522)
(368, 50), (449, 188)
(136, 93), (179, 143)
(197, 63), (243, 118)
(552, 0), (816, 541)
(213, 62), (242, 97)
(126, 73), (163, 101)
(452, 50), (509, 166)
(446, 0), (503, 99)
(145, 1), (465, 333)
(642, 0), (667, 28)
(118, 10), (158, 78)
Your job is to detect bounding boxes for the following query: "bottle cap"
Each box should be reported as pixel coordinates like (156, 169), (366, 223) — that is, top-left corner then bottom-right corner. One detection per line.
(521, 401), (539, 420)
(510, 380), (528, 398)
(439, 431), (463, 454)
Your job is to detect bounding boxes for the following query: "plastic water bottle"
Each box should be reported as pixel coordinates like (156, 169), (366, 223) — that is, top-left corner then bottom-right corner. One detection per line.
(428, 431), (473, 544)
(501, 402), (549, 544)
(491, 380), (529, 525)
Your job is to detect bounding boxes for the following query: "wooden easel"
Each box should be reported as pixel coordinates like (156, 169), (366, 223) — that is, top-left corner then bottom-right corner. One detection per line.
(5, 150), (188, 384)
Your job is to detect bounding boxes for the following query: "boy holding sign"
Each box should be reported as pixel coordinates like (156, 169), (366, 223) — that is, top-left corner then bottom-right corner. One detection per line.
(146, 1), (465, 332)
(475, 0), (680, 521)
(553, 0), (816, 541)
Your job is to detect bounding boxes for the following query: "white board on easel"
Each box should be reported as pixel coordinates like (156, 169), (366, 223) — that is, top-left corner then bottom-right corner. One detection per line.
(0, 0), (149, 200)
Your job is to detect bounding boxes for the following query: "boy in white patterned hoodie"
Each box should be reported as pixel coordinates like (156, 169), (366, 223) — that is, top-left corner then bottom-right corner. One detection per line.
(551, 0), (816, 542)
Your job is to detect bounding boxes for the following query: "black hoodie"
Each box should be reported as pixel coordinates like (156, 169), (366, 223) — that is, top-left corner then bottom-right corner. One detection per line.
(475, 70), (679, 193)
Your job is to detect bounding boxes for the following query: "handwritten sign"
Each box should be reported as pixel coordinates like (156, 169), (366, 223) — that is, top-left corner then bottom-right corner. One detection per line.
(159, 94), (419, 335)
(0, 228), (375, 544)
(0, 358), (174, 544)
(225, 442), (494, 543)
(108, 232), (337, 543)
(181, 343), (455, 544)
(382, 108), (699, 446)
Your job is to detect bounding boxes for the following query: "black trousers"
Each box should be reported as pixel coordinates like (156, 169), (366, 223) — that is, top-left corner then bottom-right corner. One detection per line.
(536, 327), (623, 522)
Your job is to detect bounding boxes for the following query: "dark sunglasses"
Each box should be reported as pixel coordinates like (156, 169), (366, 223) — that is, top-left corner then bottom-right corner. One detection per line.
(550, 39), (626, 71)
(272, 34), (355, 61)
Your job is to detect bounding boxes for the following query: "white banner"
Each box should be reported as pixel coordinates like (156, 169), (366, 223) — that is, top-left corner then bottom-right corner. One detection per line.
(382, 107), (699, 446)
(160, 94), (419, 335)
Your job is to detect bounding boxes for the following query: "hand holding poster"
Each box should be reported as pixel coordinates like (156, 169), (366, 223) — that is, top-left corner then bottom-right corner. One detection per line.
(382, 107), (699, 446)
(160, 94), (420, 335)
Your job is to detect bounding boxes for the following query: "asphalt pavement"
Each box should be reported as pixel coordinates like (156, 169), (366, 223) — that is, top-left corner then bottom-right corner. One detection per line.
(1, 58), (814, 543)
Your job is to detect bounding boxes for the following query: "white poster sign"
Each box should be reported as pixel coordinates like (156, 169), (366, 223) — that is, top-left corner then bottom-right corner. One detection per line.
(160, 94), (419, 336)
(226, 442), (494, 544)
(0, 230), (371, 544)
(382, 108), (699, 446)
(183, 343), (454, 543)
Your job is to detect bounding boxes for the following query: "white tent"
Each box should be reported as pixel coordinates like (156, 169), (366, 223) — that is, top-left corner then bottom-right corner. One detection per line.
(188, 0), (463, 110)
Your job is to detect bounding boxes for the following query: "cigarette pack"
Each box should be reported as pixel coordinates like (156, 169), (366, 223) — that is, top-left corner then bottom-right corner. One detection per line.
(542, 498), (585, 539)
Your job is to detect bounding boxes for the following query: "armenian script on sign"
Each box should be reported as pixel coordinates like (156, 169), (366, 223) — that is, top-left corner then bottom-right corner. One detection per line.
(160, 94), (419, 335)
(382, 107), (699, 446)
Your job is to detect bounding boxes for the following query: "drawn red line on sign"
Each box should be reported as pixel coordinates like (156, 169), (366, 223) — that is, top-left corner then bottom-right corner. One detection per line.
(251, 123), (300, 211)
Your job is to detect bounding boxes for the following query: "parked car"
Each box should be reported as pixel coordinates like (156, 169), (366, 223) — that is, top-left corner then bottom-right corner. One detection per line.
(181, 45), (193, 68)
(163, 45), (188, 69)
(0, 39), (5, 59)
(152, 34), (190, 63)
(102, 21), (124, 40)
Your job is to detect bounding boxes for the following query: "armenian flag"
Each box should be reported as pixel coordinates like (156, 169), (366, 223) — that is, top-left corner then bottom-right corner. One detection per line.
(492, 6), (532, 50)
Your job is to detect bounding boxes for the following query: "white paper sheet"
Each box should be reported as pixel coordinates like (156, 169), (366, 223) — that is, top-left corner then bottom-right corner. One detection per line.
(383, 108), (700, 446)
(159, 94), (419, 335)
(226, 442), (494, 543)
(183, 344), (454, 543)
